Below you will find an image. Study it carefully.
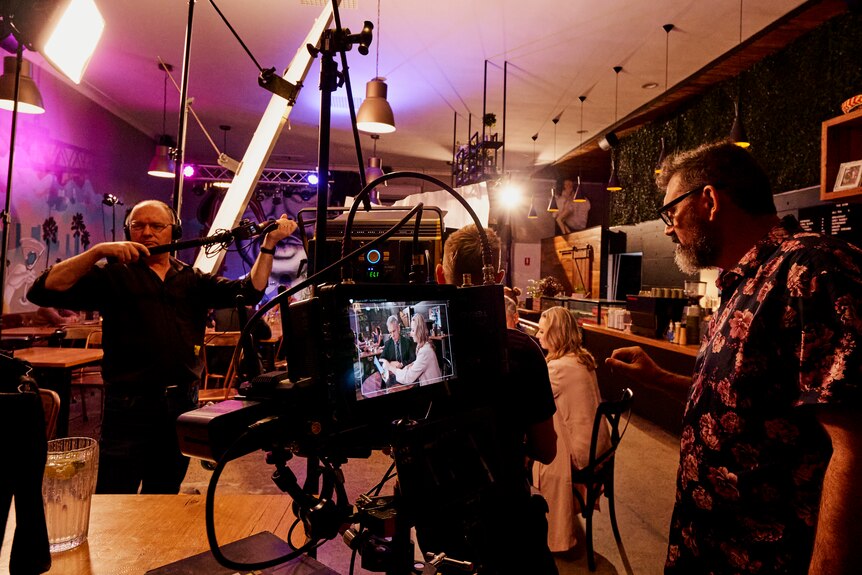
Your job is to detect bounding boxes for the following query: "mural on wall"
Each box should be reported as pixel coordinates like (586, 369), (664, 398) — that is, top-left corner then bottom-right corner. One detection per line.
(191, 184), (315, 302)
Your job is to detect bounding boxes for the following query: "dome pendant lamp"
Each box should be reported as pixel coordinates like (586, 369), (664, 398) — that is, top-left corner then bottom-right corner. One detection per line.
(656, 24), (674, 174)
(574, 95), (587, 203)
(527, 133), (538, 218)
(148, 63), (176, 178)
(356, 0), (395, 134)
(0, 57), (45, 114)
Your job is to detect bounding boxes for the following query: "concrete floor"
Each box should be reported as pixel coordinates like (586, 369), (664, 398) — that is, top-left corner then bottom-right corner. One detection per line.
(70, 392), (681, 575)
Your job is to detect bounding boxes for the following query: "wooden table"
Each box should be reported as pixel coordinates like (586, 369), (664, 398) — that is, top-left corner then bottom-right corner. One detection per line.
(0, 494), (329, 574)
(13, 347), (103, 437)
(1, 326), (66, 347)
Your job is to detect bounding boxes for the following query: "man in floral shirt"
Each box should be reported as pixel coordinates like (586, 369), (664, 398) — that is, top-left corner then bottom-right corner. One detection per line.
(607, 141), (862, 574)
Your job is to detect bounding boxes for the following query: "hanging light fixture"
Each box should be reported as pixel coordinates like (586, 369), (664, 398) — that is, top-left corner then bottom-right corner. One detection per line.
(574, 96), (587, 203)
(729, 0), (750, 148)
(655, 24), (674, 174)
(365, 134), (385, 205)
(547, 117), (560, 212)
(0, 57), (45, 114)
(527, 133), (538, 218)
(607, 66), (623, 192)
(148, 62), (176, 178)
(356, 0), (395, 134)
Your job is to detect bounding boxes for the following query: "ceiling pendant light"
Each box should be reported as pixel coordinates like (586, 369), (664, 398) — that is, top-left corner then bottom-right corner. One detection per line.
(656, 24), (674, 174)
(547, 117), (560, 212)
(0, 57), (45, 114)
(148, 63), (176, 178)
(574, 95), (587, 203)
(730, 0), (750, 148)
(607, 66), (623, 192)
(527, 133), (538, 218)
(365, 134), (385, 205)
(356, 0), (395, 134)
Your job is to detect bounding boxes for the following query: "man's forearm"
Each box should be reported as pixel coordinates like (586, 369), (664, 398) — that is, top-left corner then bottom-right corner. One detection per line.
(249, 247), (274, 292)
(44, 248), (104, 291)
(809, 410), (862, 574)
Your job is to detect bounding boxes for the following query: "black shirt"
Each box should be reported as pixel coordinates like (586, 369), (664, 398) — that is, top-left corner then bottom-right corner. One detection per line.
(27, 258), (263, 386)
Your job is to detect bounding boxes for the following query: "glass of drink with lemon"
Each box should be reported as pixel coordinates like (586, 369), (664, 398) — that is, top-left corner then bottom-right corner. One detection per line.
(42, 437), (99, 553)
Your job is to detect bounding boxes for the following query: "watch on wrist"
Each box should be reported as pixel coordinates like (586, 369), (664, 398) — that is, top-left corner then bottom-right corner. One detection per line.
(259, 246), (276, 255)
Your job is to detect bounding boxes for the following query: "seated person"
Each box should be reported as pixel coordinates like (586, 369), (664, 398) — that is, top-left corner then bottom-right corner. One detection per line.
(380, 314), (416, 368)
(382, 312), (441, 385)
(532, 306), (609, 553)
(554, 178), (590, 235)
(33, 306), (77, 326)
(504, 296), (520, 330)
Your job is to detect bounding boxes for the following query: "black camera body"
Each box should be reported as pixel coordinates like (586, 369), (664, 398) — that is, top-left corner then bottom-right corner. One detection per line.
(178, 281), (508, 462)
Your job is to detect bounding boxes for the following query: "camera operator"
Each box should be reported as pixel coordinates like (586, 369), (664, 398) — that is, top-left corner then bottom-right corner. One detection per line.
(416, 224), (558, 574)
(27, 200), (296, 494)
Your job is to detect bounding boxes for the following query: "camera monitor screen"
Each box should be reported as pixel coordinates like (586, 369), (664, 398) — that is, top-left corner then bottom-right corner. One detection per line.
(347, 298), (455, 401)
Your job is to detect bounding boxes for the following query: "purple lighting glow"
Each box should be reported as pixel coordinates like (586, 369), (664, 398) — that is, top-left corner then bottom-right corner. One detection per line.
(183, 164), (195, 178)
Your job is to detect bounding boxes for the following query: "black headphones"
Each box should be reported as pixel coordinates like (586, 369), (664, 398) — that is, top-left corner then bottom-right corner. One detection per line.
(123, 201), (183, 241)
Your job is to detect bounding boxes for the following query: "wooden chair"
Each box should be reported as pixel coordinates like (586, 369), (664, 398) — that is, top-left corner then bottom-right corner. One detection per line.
(73, 330), (104, 422)
(39, 387), (61, 440)
(199, 331), (242, 404)
(570, 388), (634, 571)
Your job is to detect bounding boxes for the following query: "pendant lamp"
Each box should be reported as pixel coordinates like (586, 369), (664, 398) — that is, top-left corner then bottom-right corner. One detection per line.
(365, 135), (385, 204)
(547, 118), (560, 212)
(729, 0), (750, 148)
(527, 133), (538, 218)
(356, 0), (395, 134)
(607, 66), (623, 192)
(0, 57), (45, 114)
(148, 63), (176, 178)
(574, 96), (587, 202)
(656, 24), (674, 174)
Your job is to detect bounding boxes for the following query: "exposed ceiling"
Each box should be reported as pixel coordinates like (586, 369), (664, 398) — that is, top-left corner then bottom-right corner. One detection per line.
(23, 0), (849, 194)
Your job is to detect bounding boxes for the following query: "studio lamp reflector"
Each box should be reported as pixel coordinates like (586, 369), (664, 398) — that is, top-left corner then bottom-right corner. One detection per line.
(0, 57), (45, 114)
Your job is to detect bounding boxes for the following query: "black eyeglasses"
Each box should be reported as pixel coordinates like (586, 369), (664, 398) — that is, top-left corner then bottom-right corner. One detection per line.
(657, 185), (706, 226)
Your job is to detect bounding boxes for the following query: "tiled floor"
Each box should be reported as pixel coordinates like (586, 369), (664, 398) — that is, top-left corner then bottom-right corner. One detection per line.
(69, 392), (681, 575)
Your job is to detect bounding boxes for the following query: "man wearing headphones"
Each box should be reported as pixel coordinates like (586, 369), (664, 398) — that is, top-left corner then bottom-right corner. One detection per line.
(27, 200), (296, 494)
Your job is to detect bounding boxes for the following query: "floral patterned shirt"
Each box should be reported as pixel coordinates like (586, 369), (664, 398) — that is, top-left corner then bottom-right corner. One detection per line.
(665, 216), (862, 575)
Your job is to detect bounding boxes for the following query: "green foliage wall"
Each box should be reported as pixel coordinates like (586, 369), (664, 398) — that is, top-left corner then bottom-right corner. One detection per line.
(611, 10), (862, 226)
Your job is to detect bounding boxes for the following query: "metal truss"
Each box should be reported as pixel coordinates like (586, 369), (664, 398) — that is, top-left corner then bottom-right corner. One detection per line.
(189, 164), (315, 187)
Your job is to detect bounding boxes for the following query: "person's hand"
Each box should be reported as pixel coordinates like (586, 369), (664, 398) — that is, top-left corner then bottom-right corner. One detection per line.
(263, 214), (298, 246)
(96, 241), (149, 263)
(605, 346), (661, 385)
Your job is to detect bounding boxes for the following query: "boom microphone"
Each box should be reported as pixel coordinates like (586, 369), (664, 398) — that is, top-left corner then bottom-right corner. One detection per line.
(147, 220), (279, 255)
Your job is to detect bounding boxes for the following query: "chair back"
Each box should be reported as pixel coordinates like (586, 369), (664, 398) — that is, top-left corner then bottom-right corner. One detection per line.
(39, 388), (61, 440)
(85, 330), (102, 349)
(588, 388), (633, 469)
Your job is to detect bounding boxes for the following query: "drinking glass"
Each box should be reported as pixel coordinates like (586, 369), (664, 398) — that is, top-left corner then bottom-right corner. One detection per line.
(42, 437), (99, 553)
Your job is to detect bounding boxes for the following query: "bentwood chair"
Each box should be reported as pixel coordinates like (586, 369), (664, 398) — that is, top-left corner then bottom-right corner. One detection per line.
(71, 330), (104, 423)
(199, 331), (242, 404)
(570, 387), (634, 571)
(39, 387), (61, 440)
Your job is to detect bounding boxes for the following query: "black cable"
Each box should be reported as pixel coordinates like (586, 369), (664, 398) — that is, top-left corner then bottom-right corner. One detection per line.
(207, 0), (264, 72)
(366, 461), (396, 497)
(205, 421), (318, 570)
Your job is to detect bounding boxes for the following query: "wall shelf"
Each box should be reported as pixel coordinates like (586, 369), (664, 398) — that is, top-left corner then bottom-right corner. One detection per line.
(821, 107), (862, 202)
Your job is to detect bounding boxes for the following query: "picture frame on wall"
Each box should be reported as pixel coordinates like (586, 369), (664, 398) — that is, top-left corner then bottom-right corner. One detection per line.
(833, 159), (862, 192)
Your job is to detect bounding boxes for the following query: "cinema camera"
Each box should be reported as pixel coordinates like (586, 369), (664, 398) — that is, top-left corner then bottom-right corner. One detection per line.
(177, 173), (515, 574)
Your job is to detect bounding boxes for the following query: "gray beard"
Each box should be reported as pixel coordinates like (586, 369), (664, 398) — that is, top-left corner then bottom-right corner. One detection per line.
(674, 214), (719, 274)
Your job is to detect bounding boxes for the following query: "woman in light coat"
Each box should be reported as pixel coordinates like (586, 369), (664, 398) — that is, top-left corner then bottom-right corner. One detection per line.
(533, 306), (610, 552)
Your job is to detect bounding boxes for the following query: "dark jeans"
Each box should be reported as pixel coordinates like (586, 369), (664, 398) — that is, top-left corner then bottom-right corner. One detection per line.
(96, 383), (195, 494)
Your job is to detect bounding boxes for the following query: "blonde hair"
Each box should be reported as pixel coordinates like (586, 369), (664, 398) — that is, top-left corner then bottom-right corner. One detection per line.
(540, 306), (596, 369)
(411, 312), (432, 351)
(442, 225), (501, 285)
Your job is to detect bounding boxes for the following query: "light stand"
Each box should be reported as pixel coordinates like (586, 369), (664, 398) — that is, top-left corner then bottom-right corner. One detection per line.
(306, 1), (372, 275)
(102, 194), (124, 242)
(0, 44), (25, 338)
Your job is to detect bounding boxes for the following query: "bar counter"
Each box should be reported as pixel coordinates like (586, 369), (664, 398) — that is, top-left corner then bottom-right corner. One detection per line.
(581, 324), (699, 435)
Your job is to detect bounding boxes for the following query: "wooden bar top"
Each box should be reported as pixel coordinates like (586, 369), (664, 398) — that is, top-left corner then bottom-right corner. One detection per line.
(581, 323), (701, 357)
(1, 494), (298, 574)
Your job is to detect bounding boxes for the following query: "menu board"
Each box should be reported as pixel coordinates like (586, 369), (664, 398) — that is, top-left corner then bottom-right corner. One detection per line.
(798, 202), (862, 247)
